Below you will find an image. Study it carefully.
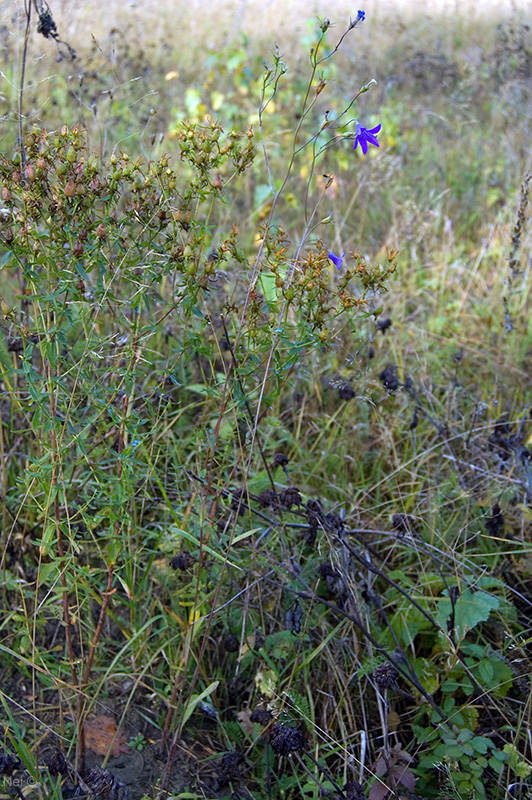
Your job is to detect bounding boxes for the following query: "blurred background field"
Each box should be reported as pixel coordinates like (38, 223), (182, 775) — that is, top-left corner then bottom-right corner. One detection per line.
(1, 0), (532, 798)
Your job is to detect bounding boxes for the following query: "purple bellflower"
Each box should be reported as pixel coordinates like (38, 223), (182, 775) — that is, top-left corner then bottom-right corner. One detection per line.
(357, 10), (365, 21)
(353, 122), (381, 155)
(328, 251), (345, 270)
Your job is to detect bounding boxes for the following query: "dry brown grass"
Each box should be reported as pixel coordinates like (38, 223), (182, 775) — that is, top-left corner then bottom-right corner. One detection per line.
(3, 0), (530, 68)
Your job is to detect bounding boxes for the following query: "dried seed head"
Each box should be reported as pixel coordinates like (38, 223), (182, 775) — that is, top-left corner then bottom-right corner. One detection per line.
(223, 633), (239, 652)
(373, 662), (399, 690)
(37, 9), (58, 39)
(279, 487), (302, 510)
(47, 749), (69, 776)
(258, 488), (277, 508)
(269, 724), (306, 756)
(391, 513), (416, 534)
(221, 752), (245, 778)
(375, 317), (392, 334)
(378, 364), (400, 392)
(64, 180), (77, 197)
(170, 551), (194, 571)
(0, 750), (21, 776)
(338, 382), (355, 400)
(86, 767), (123, 796)
(272, 452), (289, 468)
(73, 240), (84, 257)
(344, 780), (366, 800)
(250, 707), (273, 726)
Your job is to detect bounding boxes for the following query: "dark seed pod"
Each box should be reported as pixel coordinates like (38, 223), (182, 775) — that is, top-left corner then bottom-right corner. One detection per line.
(170, 551), (194, 571)
(269, 723), (306, 756)
(85, 766), (124, 796)
(258, 488), (277, 508)
(47, 749), (69, 776)
(279, 487), (302, 510)
(391, 513), (416, 534)
(379, 364), (400, 392)
(231, 487), (248, 514)
(338, 382), (355, 400)
(0, 750), (21, 776)
(250, 707), (273, 725)
(373, 662), (399, 690)
(221, 752), (245, 778)
(409, 407), (420, 429)
(375, 317), (392, 334)
(344, 779), (366, 800)
(272, 452), (289, 468)
(223, 633), (239, 653)
(37, 10), (58, 39)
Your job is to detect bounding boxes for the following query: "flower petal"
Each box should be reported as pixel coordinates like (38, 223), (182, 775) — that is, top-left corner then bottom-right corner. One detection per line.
(328, 251), (345, 269)
(368, 124), (382, 135)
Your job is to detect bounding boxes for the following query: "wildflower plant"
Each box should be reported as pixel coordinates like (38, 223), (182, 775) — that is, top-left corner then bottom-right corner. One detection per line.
(0, 5), (529, 800)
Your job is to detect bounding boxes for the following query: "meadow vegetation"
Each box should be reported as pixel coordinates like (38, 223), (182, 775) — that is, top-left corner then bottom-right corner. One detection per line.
(1, 1), (532, 799)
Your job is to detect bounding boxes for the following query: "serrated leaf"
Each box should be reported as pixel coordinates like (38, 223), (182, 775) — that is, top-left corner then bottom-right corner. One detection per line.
(285, 690), (311, 723)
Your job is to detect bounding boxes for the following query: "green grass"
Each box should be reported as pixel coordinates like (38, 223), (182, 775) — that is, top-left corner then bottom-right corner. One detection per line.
(1, 2), (532, 800)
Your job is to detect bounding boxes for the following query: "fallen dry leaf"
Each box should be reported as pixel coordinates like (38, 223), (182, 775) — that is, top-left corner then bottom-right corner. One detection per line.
(84, 715), (129, 758)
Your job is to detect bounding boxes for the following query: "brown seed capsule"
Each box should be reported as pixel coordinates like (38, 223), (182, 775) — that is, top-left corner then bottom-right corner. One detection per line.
(373, 662), (399, 690)
(96, 223), (107, 240)
(73, 240), (84, 257)
(64, 180), (76, 197)
(2, 187), (11, 202)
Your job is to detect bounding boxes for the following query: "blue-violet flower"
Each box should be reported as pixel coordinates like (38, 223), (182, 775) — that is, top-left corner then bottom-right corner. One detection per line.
(357, 10), (365, 21)
(328, 251), (345, 270)
(353, 122), (381, 155)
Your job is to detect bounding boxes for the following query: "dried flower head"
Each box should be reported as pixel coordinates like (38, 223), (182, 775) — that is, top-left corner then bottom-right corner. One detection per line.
(269, 723), (306, 756)
(279, 487), (302, 509)
(0, 750), (21, 776)
(338, 382), (355, 400)
(250, 707), (273, 726)
(373, 662), (399, 690)
(47, 749), (69, 776)
(344, 780), (366, 800)
(258, 488), (277, 508)
(170, 551), (194, 571)
(272, 452), (289, 468)
(391, 513), (416, 534)
(36, 8), (58, 39)
(379, 364), (400, 392)
(375, 317), (392, 333)
(223, 633), (240, 652)
(85, 767), (124, 796)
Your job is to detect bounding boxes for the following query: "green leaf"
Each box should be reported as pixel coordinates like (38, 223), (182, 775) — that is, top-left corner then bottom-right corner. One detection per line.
(181, 681), (219, 727)
(477, 658), (494, 685)
(437, 588), (500, 641)
(471, 736), (493, 755)
(1, 250), (13, 268)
